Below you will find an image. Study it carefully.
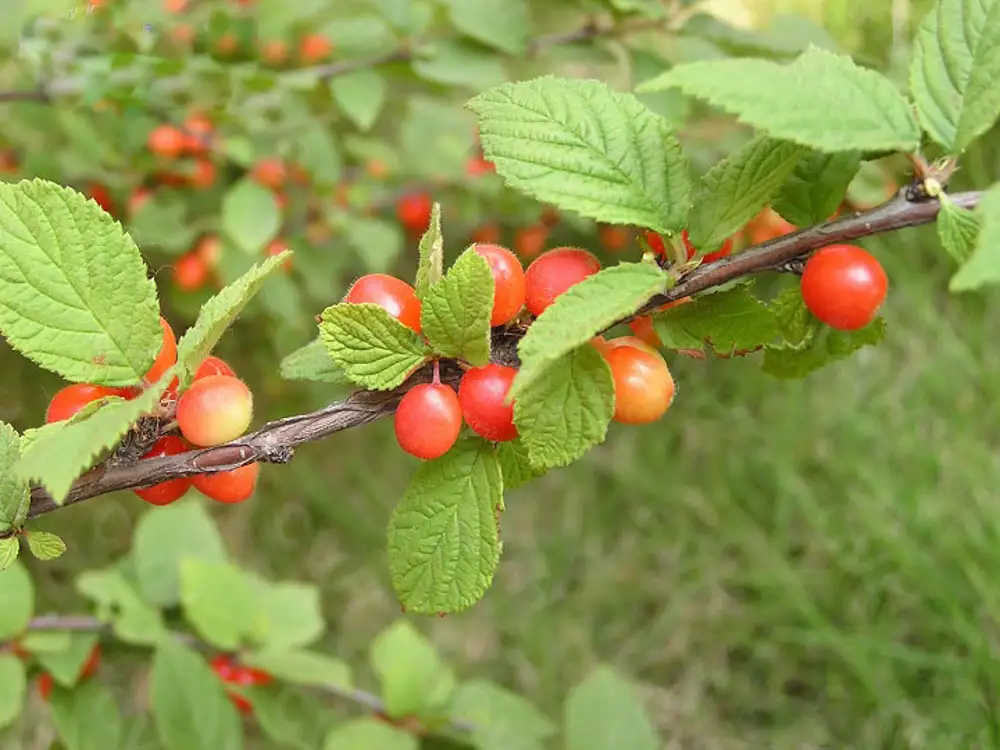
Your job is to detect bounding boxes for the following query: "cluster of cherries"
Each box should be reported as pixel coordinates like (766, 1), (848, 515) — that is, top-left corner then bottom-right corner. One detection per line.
(45, 318), (260, 506)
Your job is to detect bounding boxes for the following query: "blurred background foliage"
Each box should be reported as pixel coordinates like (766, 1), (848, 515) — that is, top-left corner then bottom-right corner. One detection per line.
(3, 0), (1000, 746)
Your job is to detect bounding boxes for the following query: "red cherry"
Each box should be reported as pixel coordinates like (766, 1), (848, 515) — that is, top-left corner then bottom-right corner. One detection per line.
(188, 158), (216, 189)
(134, 436), (192, 506)
(265, 239), (292, 271)
(599, 225), (631, 253)
(177, 375), (254, 447)
(210, 655), (272, 714)
(344, 274), (422, 333)
(87, 183), (115, 215)
(470, 223), (501, 245)
(38, 673), (54, 701)
(396, 192), (433, 234)
(643, 231), (668, 258)
(394, 383), (463, 460)
(299, 33), (333, 63)
(148, 125), (186, 158)
(523, 247), (602, 317)
(602, 341), (676, 425)
(457, 364), (518, 443)
(513, 224), (548, 259)
(472, 244), (525, 326)
(746, 207), (796, 244)
(192, 463), (260, 504)
(183, 113), (212, 154)
(681, 230), (734, 263)
(800, 244), (888, 331)
(194, 356), (236, 380)
(251, 158), (286, 190)
(196, 235), (222, 268)
(46, 383), (127, 423)
(173, 252), (209, 292)
(627, 315), (663, 349)
(145, 317), (178, 386)
(79, 644), (101, 680)
(466, 153), (495, 176)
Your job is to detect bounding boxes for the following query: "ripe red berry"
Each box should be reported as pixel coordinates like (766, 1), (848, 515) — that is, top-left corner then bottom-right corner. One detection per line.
(523, 247), (602, 317)
(129, 187), (152, 215)
(134, 436), (192, 506)
(176, 375), (254, 447)
(599, 224), (631, 253)
(299, 33), (333, 63)
(682, 230), (733, 263)
(265, 239), (292, 271)
(192, 463), (260, 504)
(38, 644), (101, 702)
(472, 244), (525, 326)
(251, 158), (286, 190)
(603, 341), (676, 425)
(458, 364), (518, 443)
(800, 244), (888, 331)
(210, 655), (272, 713)
(144, 317), (178, 387)
(643, 231), (668, 258)
(183, 113), (212, 154)
(194, 356), (236, 380)
(87, 183), (115, 215)
(46, 383), (127, 423)
(173, 252), (209, 292)
(195, 234), (222, 268)
(470, 223), (501, 245)
(465, 153), (494, 176)
(513, 224), (548, 259)
(746, 207), (796, 244)
(396, 192), (432, 234)
(148, 125), (186, 158)
(344, 274), (422, 333)
(188, 158), (216, 189)
(394, 383), (462, 460)
(627, 315), (663, 349)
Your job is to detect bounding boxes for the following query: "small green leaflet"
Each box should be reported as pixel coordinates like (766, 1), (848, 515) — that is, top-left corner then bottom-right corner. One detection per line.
(411, 41), (509, 90)
(330, 68), (388, 132)
(222, 176), (281, 253)
(176, 252), (292, 386)
(497, 439), (547, 491)
(762, 319), (885, 378)
(467, 76), (691, 234)
(0, 538), (17, 571)
(0, 178), (161, 386)
(319, 303), (431, 391)
(370, 620), (457, 719)
(652, 286), (779, 354)
(772, 150), (861, 226)
(279, 337), (350, 385)
(50, 681), (123, 750)
(638, 46), (921, 153)
(451, 679), (557, 750)
(445, 0), (528, 55)
(246, 686), (335, 750)
(248, 579), (325, 651)
(910, 0), (1000, 153)
(26, 530), (66, 560)
(686, 135), (806, 253)
(0, 422), (29, 532)
(938, 193), (981, 265)
(75, 566), (169, 646)
(414, 203), (444, 299)
(34, 633), (99, 687)
(511, 263), (667, 400)
(294, 126), (343, 184)
(0, 655), (25, 731)
(345, 217), (405, 274)
(324, 718), (417, 750)
(242, 649), (351, 689)
(387, 438), (502, 614)
(564, 666), (660, 750)
(514, 346), (614, 470)
(421, 247), (493, 366)
(950, 184), (1000, 291)
(180, 559), (259, 650)
(15, 368), (176, 503)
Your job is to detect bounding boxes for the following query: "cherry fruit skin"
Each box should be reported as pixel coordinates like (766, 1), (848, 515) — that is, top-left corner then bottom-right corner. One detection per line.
(513, 224), (549, 259)
(134, 436), (192, 506)
(472, 244), (526, 326)
(682, 230), (733, 263)
(174, 252), (209, 291)
(210, 655), (272, 713)
(627, 316), (663, 349)
(523, 247), (602, 317)
(193, 462), (260, 504)
(458, 364), (518, 442)
(145, 317), (178, 386)
(394, 383), (463, 460)
(396, 192), (433, 233)
(603, 341), (676, 425)
(46, 383), (127, 423)
(176, 375), (254, 447)
(148, 125), (186, 158)
(195, 356), (236, 380)
(800, 244), (888, 331)
(344, 274), (422, 333)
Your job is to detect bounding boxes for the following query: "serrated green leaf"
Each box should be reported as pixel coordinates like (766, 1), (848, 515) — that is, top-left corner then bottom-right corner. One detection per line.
(319, 303), (431, 391)
(0, 655), (25, 731)
(0, 538), (18, 571)
(222, 177), (281, 253)
(511, 263), (667, 400)
(762, 316), (885, 378)
(421, 248), (493, 365)
(769, 286), (814, 345)
(331, 69), (387, 132)
(467, 77), (691, 233)
(345, 217), (405, 274)
(324, 718), (418, 750)
(412, 40), (509, 90)
(0, 560), (33, 638)
(34, 633), (99, 687)
(26, 530), (66, 560)
(564, 666), (659, 750)
(387, 438), (502, 615)
(910, 0), (1000, 153)
(279, 338), (350, 385)
(176, 253), (290, 386)
(638, 47), (921, 153)
(180, 559), (258, 650)
(294, 126), (343, 184)
(245, 686), (336, 750)
(133, 498), (227, 608)
(452, 679), (557, 750)
(75, 566), (169, 646)
(250, 580), (325, 651)
(0, 422), (29, 531)
(772, 150), (861, 226)
(687, 135), (806, 253)
(414, 203), (444, 299)
(0, 178), (161, 386)
(445, 0), (528, 55)
(15, 368), (176, 503)
(514, 346), (614, 470)
(652, 286), (779, 354)
(242, 649), (351, 689)
(950, 184), (1000, 290)
(370, 620), (457, 719)
(151, 640), (243, 750)
(937, 194), (981, 265)
(50, 681), (123, 750)
(497, 439), (546, 491)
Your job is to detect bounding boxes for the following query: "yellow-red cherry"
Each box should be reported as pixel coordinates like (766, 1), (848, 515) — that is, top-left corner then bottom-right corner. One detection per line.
(133, 436), (191, 506)
(800, 244), (888, 331)
(344, 274), (422, 333)
(457, 364), (518, 442)
(524, 247), (601, 317)
(603, 340), (676, 425)
(394, 383), (463, 460)
(174, 252), (209, 292)
(176, 375), (254, 447)
(145, 317), (178, 386)
(472, 243), (525, 326)
(193, 463), (260, 504)
(148, 125), (186, 158)
(194, 355), (236, 380)
(45, 383), (127, 423)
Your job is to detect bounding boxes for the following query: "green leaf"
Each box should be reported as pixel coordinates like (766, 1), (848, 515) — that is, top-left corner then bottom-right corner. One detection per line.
(222, 177), (281, 253)
(370, 620), (457, 719)
(15, 369), (176, 503)
(26, 530), (66, 560)
(444, 0), (528, 55)
(279, 338), (350, 385)
(249, 579), (325, 650)
(950, 184), (1000, 291)
(34, 633), (99, 687)
(0, 655), (25, 731)
(324, 718), (418, 750)
(638, 47), (921, 153)
(242, 649), (351, 689)
(75, 566), (170, 646)
(771, 150), (861, 226)
(151, 640), (243, 750)
(938, 193), (981, 265)
(0, 560), (33, 639)
(910, 0), (1000, 153)
(564, 666), (659, 750)
(0, 537), (18, 571)
(319, 303), (431, 391)
(652, 286), (779, 354)
(0, 422), (29, 531)
(514, 346), (614, 470)
(421, 247), (493, 365)
(180, 559), (258, 650)
(497, 439), (546, 491)
(50, 681), (123, 750)
(294, 126), (343, 184)
(331, 69), (387, 132)
(133, 498), (227, 608)
(467, 77), (691, 233)
(176, 252), (291, 386)
(387, 438), (502, 615)
(414, 203), (444, 299)
(412, 41), (509, 90)
(686, 135), (806, 253)
(451, 679), (557, 750)
(345, 217), (405, 274)
(0, 178), (161, 386)
(245, 686), (335, 750)
(511, 263), (667, 400)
